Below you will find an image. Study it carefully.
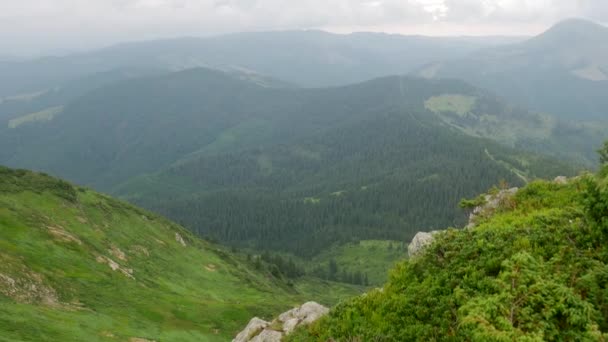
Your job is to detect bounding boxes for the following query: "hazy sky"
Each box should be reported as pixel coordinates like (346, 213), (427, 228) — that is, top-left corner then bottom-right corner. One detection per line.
(1, 0), (607, 56)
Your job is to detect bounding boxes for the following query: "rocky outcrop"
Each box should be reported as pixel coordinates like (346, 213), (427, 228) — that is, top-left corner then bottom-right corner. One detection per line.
(467, 187), (518, 228)
(407, 187), (520, 258)
(408, 231), (440, 258)
(233, 318), (269, 342)
(233, 302), (329, 342)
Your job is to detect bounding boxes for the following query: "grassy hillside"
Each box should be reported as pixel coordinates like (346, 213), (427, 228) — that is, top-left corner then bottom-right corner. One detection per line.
(0, 166), (360, 341)
(307, 240), (406, 285)
(289, 162), (608, 341)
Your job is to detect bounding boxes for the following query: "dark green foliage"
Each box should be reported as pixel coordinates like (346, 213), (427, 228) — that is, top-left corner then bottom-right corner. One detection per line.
(128, 110), (574, 257)
(288, 167), (608, 341)
(0, 165), (77, 202)
(0, 69), (580, 261)
(260, 252), (305, 279)
(598, 141), (608, 165)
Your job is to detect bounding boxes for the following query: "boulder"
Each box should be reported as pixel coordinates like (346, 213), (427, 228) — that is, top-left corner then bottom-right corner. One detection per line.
(408, 231), (439, 258)
(250, 330), (282, 342)
(554, 176), (568, 185)
(233, 317), (269, 342)
(282, 318), (300, 334)
(233, 302), (329, 341)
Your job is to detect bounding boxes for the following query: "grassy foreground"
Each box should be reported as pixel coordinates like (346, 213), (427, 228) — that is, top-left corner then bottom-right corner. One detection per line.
(0, 166), (360, 341)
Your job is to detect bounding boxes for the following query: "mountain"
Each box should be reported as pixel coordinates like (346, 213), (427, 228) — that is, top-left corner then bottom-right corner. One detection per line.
(0, 67), (161, 123)
(289, 165), (608, 340)
(417, 19), (608, 121)
(0, 68), (584, 259)
(0, 166), (361, 341)
(0, 68), (587, 188)
(0, 31), (524, 97)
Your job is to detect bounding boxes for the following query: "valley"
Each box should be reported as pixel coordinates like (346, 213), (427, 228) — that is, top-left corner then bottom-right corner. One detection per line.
(1, 15), (608, 341)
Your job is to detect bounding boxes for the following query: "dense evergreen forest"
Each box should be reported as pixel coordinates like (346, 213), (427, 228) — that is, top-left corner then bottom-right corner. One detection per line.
(124, 107), (577, 257)
(0, 68), (583, 259)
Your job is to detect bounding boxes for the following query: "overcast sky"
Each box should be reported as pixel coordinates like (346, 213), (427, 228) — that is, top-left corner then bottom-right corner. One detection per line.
(1, 0), (607, 56)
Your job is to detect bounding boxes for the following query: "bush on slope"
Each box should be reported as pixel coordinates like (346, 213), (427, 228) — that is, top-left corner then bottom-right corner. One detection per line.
(289, 166), (608, 341)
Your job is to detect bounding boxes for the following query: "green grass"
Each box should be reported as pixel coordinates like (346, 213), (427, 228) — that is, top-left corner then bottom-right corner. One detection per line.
(8, 106), (63, 129)
(309, 240), (406, 285)
(0, 166), (361, 341)
(425, 94), (477, 116)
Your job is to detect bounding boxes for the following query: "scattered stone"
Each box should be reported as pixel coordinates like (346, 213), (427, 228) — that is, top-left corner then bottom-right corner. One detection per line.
(100, 331), (115, 338)
(131, 245), (150, 257)
(96, 256), (134, 279)
(46, 225), (82, 245)
(175, 233), (187, 247)
(0, 270), (59, 306)
(554, 176), (569, 185)
(109, 245), (127, 261)
(233, 302), (329, 341)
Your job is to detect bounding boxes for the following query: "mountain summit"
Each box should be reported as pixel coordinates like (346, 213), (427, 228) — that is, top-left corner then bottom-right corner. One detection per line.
(418, 18), (608, 120)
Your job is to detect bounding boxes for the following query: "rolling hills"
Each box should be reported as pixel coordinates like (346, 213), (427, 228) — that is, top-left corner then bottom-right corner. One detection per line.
(0, 30), (523, 98)
(0, 166), (360, 341)
(0, 68), (585, 261)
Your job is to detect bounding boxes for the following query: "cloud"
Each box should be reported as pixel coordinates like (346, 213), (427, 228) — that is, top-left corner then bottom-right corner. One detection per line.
(0, 0), (606, 55)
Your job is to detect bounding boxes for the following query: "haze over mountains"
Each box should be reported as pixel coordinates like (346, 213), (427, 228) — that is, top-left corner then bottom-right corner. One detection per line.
(0, 31), (523, 97)
(1, 20), (607, 258)
(418, 19), (608, 120)
(2, 15), (608, 341)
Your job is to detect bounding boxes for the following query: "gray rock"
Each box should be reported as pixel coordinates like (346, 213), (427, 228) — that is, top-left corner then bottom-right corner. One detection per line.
(554, 176), (568, 185)
(467, 187), (518, 228)
(250, 330), (282, 342)
(232, 317), (269, 342)
(282, 318), (300, 335)
(234, 302), (329, 341)
(407, 231), (439, 258)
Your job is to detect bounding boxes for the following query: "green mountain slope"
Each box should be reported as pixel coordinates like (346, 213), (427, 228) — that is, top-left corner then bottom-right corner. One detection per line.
(289, 163), (608, 341)
(0, 69), (582, 261)
(419, 19), (608, 122)
(0, 166), (360, 341)
(113, 83), (579, 257)
(1, 69), (586, 189)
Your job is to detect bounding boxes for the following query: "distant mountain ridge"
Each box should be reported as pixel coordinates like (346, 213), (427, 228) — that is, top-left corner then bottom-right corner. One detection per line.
(0, 30), (523, 97)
